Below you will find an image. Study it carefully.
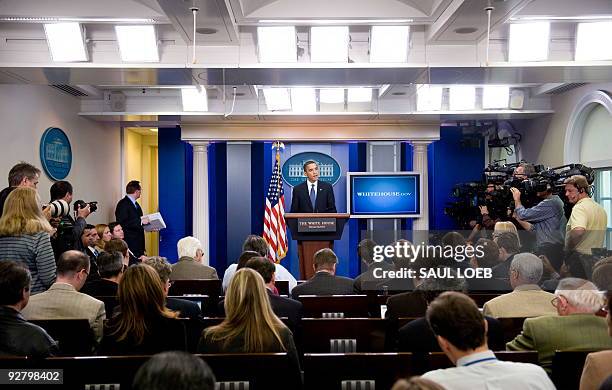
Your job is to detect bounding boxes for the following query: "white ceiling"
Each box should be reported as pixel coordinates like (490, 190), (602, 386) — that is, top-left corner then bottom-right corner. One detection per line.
(0, 0), (611, 124)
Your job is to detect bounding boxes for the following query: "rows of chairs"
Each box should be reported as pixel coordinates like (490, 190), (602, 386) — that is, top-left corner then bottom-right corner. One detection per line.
(0, 351), (548, 390)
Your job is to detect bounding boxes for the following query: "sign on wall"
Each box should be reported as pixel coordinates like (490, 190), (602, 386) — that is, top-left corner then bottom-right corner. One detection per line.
(40, 127), (72, 180)
(281, 151), (342, 187)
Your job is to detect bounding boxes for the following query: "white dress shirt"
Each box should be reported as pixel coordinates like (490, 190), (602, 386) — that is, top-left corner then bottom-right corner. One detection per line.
(422, 350), (555, 390)
(222, 263), (297, 293)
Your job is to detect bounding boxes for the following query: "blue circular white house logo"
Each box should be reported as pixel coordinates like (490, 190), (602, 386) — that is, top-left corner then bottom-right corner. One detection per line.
(282, 152), (342, 187)
(40, 127), (72, 180)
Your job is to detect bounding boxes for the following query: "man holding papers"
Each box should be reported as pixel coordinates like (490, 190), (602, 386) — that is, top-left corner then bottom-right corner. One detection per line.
(115, 180), (147, 258)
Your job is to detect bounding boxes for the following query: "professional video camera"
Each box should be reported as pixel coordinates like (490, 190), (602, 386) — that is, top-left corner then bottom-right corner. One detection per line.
(74, 200), (98, 213)
(444, 160), (595, 228)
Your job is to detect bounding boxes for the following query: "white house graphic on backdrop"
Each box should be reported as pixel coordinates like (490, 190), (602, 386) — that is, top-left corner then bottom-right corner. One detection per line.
(288, 161), (335, 178)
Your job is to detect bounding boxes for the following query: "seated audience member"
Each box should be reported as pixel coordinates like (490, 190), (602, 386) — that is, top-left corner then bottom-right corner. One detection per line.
(396, 268), (505, 353)
(132, 351), (216, 390)
(494, 221), (521, 244)
(222, 251), (260, 292)
(592, 257), (612, 291)
(353, 238), (398, 293)
(222, 235), (297, 292)
(108, 222), (140, 264)
(291, 248), (354, 298)
(197, 268), (301, 386)
(440, 231), (471, 269)
(491, 231), (520, 283)
(244, 257), (303, 332)
(80, 224), (100, 281)
(171, 236), (218, 280)
(483, 253), (557, 318)
(144, 256), (201, 319)
(100, 264), (187, 355)
(507, 278), (612, 373)
(21, 250), (106, 344)
(104, 238), (130, 267)
(384, 254), (435, 350)
(0, 261), (58, 357)
(421, 292), (554, 390)
(580, 292), (612, 390)
(81, 251), (124, 297)
(94, 224), (112, 253)
(468, 238), (511, 291)
(0, 187), (56, 294)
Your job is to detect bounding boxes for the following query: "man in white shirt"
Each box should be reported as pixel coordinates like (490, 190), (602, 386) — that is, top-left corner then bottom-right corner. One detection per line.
(422, 292), (554, 390)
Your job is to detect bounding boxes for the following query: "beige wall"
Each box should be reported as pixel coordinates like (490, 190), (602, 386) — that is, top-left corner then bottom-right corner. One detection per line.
(521, 83), (612, 166)
(0, 85), (121, 224)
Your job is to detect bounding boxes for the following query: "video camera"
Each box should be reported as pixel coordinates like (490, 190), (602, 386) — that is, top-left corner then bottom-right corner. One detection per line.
(445, 161), (595, 228)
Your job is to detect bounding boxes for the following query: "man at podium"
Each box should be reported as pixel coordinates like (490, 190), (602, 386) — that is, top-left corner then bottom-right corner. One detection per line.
(290, 160), (337, 213)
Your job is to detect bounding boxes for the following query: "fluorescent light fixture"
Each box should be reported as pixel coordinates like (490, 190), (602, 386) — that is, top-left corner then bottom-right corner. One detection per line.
(416, 85), (442, 111)
(576, 22), (612, 61)
(319, 88), (345, 104)
(43, 22), (88, 62)
(181, 87), (208, 111)
(482, 86), (510, 109)
(257, 26), (297, 63)
(310, 26), (349, 63)
(263, 88), (291, 111)
(347, 88), (372, 102)
(115, 25), (159, 62)
(291, 88), (317, 112)
(2, 17), (157, 23)
(508, 22), (550, 62)
(510, 15), (612, 21)
(259, 19), (413, 25)
(449, 86), (476, 110)
(370, 26), (410, 63)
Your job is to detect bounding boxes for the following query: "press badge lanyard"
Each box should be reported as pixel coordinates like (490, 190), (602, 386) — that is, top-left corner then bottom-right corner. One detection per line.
(462, 357), (498, 366)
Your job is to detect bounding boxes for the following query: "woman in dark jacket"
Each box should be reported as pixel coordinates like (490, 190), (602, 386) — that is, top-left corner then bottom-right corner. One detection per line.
(100, 264), (186, 355)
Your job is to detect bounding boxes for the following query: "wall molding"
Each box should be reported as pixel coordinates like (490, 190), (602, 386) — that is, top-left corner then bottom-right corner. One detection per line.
(564, 89), (612, 164)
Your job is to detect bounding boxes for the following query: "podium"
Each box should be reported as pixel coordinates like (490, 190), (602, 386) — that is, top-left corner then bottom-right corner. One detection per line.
(285, 213), (350, 280)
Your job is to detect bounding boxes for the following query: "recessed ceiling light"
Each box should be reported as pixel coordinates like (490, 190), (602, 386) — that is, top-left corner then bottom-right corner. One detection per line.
(257, 26), (297, 63)
(508, 22), (550, 62)
(454, 27), (478, 34)
(44, 22), (88, 62)
(115, 25), (159, 62)
(310, 26), (349, 63)
(196, 27), (218, 35)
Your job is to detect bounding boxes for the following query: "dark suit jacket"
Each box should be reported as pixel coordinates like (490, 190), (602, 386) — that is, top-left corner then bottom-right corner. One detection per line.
(114, 196), (145, 257)
(290, 181), (336, 213)
(396, 316), (505, 353)
(84, 247), (100, 283)
(491, 253), (516, 280)
(166, 297), (202, 319)
(291, 271), (354, 298)
(81, 278), (118, 297)
(100, 315), (187, 355)
(384, 291), (429, 351)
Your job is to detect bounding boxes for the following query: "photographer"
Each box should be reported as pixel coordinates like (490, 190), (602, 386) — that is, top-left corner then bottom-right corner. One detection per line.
(510, 183), (565, 253)
(48, 181), (92, 258)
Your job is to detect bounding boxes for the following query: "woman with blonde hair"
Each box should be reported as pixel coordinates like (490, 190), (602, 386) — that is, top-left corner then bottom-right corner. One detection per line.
(94, 223), (112, 253)
(198, 268), (301, 385)
(0, 187), (55, 294)
(100, 264), (186, 355)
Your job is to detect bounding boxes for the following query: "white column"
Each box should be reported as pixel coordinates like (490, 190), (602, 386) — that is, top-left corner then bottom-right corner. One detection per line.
(411, 141), (430, 232)
(191, 141), (210, 266)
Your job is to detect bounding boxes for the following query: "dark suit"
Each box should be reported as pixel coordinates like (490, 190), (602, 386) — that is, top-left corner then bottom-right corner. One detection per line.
(114, 195), (145, 257)
(396, 316), (505, 353)
(84, 247), (100, 282)
(384, 290), (429, 351)
(290, 181), (336, 213)
(291, 271), (354, 298)
(166, 297), (202, 319)
(81, 278), (118, 297)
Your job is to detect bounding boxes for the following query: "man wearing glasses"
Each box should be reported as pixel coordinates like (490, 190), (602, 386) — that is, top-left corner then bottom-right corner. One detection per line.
(507, 277), (612, 373)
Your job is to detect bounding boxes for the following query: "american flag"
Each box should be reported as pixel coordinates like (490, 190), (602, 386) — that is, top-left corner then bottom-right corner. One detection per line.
(263, 147), (287, 262)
